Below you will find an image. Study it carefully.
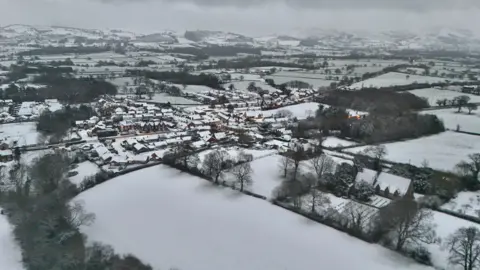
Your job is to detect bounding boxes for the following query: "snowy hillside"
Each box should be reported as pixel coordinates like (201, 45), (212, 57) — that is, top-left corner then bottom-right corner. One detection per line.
(2, 24), (477, 51)
(76, 165), (432, 270)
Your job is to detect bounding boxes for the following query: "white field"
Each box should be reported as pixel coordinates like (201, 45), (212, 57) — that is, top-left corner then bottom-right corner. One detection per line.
(0, 211), (23, 270)
(346, 131), (480, 171)
(225, 154), (285, 198)
(350, 72), (456, 90)
(197, 147), (277, 165)
(69, 161), (100, 186)
(265, 74), (335, 88)
(441, 191), (480, 219)
(223, 81), (280, 93)
(323, 137), (358, 148)
(421, 109), (480, 134)
(429, 211), (480, 269)
(409, 88), (480, 106)
(76, 165), (432, 270)
(262, 102), (320, 119)
(0, 122), (43, 146)
(140, 93), (201, 105)
(258, 102), (366, 120)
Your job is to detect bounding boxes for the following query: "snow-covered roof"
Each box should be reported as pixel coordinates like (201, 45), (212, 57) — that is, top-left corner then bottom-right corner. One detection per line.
(0, 149), (12, 156)
(214, 132), (227, 140)
(355, 168), (411, 196)
(133, 143), (147, 151)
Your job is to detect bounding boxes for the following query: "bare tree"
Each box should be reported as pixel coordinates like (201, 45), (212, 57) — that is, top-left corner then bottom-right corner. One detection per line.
(202, 150), (231, 184)
(342, 201), (375, 234)
(377, 198), (437, 251)
(304, 176), (331, 214)
(147, 91), (154, 100)
(363, 145), (387, 174)
(456, 154), (480, 182)
(231, 162), (253, 192)
(455, 95), (471, 112)
(467, 103), (478, 115)
(65, 201), (96, 228)
(446, 227), (480, 270)
(274, 109), (293, 118)
(278, 155), (291, 178)
(309, 154), (335, 182)
(290, 147), (306, 182)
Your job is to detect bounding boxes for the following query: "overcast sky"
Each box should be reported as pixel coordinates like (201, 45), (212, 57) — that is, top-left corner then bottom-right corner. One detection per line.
(0, 0), (479, 36)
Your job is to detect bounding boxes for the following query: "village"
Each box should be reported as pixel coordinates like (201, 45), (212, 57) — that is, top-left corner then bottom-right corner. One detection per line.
(3, 24), (480, 270)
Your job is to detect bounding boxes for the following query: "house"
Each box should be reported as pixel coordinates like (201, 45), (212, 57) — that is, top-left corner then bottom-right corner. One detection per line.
(119, 120), (135, 132)
(0, 141), (9, 150)
(208, 132), (227, 143)
(354, 168), (414, 199)
(0, 150), (13, 162)
(133, 143), (149, 154)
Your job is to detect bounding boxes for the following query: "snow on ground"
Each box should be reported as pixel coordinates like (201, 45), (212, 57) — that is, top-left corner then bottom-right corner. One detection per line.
(69, 161), (100, 186)
(139, 93), (200, 105)
(428, 211), (480, 269)
(197, 147), (277, 165)
(237, 154), (284, 198)
(0, 122), (43, 146)
(421, 109), (480, 134)
(77, 165), (432, 270)
(259, 102), (366, 120)
(350, 72), (457, 90)
(345, 131), (480, 171)
(264, 74), (335, 88)
(440, 191), (480, 219)
(0, 210), (23, 270)
(408, 88), (480, 106)
(262, 102), (320, 119)
(173, 84), (216, 93)
(224, 81), (280, 93)
(323, 137), (358, 148)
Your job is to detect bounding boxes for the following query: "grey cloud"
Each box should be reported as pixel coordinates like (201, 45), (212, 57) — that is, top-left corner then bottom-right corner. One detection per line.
(1, 0), (479, 36)
(99, 0), (480, 10)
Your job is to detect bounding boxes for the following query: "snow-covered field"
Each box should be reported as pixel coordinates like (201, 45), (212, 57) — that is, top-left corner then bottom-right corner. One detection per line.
(232, 154), (284, 198)
(265, 74), (335, 88)
(197, 147), (277, 165)
(350, 72), (457, 90)
(69, 161), (100, 186)
(223, 80), (280, 93)
(260, 102), (366, 120)
(324, 137), (358, 148)
(262, 102), (320, 119)
(140, 93), (200, 105)
(421, 109), (480, 134)
(0, 210), (24, 270)
(76, 165), (432, 270)
(346, 131), (480, 171)
(0, 122), (43, 146)
(441, 191), (480, 219)
(428, 211), (480, 269)
(409, 88), (480, 106)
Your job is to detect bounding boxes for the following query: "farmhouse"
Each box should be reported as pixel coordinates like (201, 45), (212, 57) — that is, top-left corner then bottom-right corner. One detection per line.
(0, 149), (13, 162)
(354, 168), (414, 199)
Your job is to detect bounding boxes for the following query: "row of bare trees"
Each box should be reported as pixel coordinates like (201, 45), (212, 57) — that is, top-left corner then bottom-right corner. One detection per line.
(164, 143), (255, 192)
(0, 152), (153, 269)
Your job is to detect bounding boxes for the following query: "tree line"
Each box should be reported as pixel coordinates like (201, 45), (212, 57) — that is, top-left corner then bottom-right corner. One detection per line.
(0, 152), (154, 269)
(318, 89), (430, 113)
(126, 70), (223, 89)
(37, 105), (96, 143)
(293, 105), (445, 144)
(18, 46), (111, 56)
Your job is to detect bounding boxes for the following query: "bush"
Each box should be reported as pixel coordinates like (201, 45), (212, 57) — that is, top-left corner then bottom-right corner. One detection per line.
(406, 246), (433, 266)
